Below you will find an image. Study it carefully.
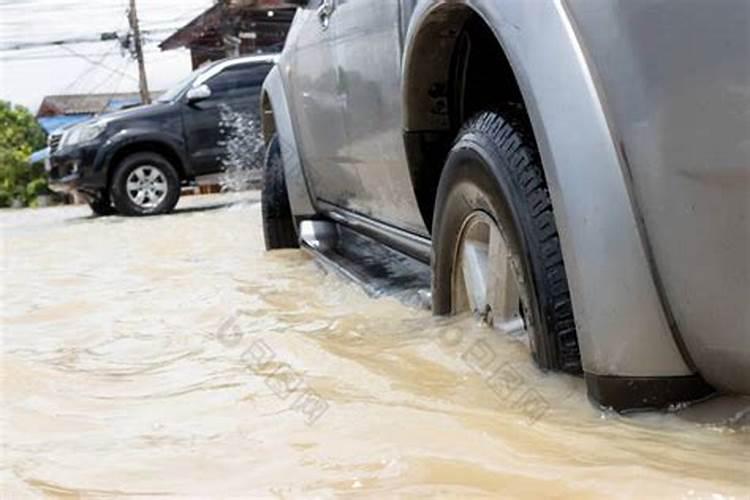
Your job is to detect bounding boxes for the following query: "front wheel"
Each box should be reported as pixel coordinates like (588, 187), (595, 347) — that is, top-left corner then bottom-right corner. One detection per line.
(88, 193), (116, 216)
(110, 152), (181, 217)
(432, 110), (581, 374)
(261, 134), (299, 250)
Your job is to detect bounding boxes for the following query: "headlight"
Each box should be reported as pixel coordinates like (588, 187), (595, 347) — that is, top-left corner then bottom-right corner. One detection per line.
(61, 122), (106, 147)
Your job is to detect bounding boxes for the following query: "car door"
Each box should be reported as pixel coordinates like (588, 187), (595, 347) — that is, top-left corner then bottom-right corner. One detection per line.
(329, 0), (429, 235)
(241, 62), (275, 116)
(286, 1), (364, 211)
(183, 62), (272, 176)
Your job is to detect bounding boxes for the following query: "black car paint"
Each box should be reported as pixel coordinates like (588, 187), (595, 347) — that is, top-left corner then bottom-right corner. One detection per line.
(48, 59), (275, 200)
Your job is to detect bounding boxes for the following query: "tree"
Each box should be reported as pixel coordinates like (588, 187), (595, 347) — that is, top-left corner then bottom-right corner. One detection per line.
(0, 101), (48, 207)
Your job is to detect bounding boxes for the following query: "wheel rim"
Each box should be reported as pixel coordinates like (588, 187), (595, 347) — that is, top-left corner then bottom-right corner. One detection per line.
(126, 165), (168, 210)
(452, 211), (532, 338)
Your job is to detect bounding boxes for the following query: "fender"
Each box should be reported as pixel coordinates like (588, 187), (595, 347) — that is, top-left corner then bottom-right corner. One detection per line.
(404, 1), (694, 381)
(95, 129), (190, 177)
(261, 65), (316, 219)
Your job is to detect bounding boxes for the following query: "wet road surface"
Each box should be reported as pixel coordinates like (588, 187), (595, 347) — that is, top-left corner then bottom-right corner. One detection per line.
(1, 193), (748, 498)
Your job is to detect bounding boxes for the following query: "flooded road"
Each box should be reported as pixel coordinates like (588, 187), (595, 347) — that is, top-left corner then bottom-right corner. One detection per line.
(1, 193), (748, 498)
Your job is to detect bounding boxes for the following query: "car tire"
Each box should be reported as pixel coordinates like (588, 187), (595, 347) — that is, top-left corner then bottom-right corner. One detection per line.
(88, 193), (116, 216)
(262, 134), (299, 250)
(432, 110), (581, 374)
(110, 152), (181, 217)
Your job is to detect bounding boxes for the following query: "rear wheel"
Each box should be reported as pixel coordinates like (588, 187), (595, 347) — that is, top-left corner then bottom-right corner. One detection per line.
(262, 134), (299, 250)
(110, 152), (181, 216)
(432, 110), (581, 374)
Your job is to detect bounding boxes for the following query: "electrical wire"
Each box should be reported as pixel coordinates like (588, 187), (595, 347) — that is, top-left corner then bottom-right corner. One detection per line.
(96, 58), (140, 113)
(58, 44), (138, 83)
(0, 0), (212, 49)
(0, 46), (163, 62)
(61, 40), (123, 94)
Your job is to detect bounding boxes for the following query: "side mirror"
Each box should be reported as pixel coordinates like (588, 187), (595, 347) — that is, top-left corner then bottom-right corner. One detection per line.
(186, 84), (212, 103)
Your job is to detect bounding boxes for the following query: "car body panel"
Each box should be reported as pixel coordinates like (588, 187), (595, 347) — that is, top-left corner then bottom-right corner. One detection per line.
(286, 6), (361, 211)
(184, 60), (274, 175)
(46, 142), (107, 197)
(409, 0), (692, 379)
(266, 0), (749, 396)
(330, 0), (429, 235)
(262, 65), (316, 219)
(566, 0), (750, 393)
(49, 55), (276, 195)
(99, 129), (189, 174)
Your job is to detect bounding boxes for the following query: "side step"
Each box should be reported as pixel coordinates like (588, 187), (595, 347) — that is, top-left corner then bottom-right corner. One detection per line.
(299, 220), (432, 310)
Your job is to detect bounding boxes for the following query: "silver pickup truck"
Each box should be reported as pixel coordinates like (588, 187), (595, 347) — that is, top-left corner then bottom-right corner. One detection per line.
(259, 0), (749, 411)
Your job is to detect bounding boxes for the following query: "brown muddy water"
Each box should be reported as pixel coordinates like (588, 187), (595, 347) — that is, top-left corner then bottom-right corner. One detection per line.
(1, 193), (748, 499)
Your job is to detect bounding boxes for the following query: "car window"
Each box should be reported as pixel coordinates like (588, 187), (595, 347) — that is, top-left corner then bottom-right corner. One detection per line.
(157, 71), (200, 103)
(245, 63), (274, 86)
(206, 63), (274, 99)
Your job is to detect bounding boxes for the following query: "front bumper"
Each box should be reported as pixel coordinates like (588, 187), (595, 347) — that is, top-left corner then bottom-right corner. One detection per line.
(47, 142), (107, 197)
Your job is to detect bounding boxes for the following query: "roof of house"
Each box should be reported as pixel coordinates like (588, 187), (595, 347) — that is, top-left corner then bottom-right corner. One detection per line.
(159, 3), (223, 51)
(36, 92), (163, 118)
(159, 0), (295, 51)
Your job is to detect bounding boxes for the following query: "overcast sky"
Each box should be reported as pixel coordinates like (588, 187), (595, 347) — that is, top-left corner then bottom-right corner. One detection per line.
(0, 0), (215, 112)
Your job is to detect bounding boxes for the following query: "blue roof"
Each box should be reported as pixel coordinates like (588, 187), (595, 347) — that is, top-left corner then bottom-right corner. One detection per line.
(38, 115), (92, 134)
(105, 97), (141, 111)
(37, 97), (147, 135)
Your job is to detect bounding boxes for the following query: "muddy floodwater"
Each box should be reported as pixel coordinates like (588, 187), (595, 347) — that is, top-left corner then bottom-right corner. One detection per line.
(1, 193), (748, 498)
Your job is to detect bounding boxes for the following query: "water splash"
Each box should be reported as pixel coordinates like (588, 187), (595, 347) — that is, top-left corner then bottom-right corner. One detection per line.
(217, 104), (266, 193)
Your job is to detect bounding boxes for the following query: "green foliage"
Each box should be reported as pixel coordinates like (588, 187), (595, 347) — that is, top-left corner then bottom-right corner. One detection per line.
(0, 100), (49, 208)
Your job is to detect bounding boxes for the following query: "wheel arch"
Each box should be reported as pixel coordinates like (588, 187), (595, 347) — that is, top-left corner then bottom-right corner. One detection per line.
(402, 3), (531, 232)
(402, 0), (697, 388)
(104, 137), (188, 189)
(261, 65), (316, 219)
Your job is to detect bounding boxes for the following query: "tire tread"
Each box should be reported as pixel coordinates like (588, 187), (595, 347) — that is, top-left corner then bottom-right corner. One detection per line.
(262, 135), (299, 250)
(456, 110), (582, 373)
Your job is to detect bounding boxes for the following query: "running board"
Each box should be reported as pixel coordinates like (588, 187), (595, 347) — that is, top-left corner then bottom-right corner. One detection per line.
(300, 220), (432, 310)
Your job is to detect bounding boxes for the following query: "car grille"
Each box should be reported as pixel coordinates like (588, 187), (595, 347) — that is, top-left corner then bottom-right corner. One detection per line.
(48, 132), (62, 153)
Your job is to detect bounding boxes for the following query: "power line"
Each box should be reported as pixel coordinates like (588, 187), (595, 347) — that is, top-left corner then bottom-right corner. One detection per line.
(94, 59), (134, 95)
(0, 27), (188, 52)
(93, 59), (136, 110)
(59, 15), (130, 93)
(0, 33), (120, 51)
(62, 41), (124, 94)
(0, 48), (164, 62)
(58, 44), (138, 83)
(0, 0), (212, 45)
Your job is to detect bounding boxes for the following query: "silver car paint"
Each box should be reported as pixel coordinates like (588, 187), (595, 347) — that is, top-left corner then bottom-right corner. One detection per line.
(403, 0), (691, 379)
(264, 0), (748, 394)
(328, 0), (429, 235)
(262, 64), (316, 219)
(566, 0), (750, 394)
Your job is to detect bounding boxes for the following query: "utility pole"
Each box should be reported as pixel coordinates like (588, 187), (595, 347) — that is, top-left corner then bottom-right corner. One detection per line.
(128, 0), (151, 104)
(220, 0), (240, 58)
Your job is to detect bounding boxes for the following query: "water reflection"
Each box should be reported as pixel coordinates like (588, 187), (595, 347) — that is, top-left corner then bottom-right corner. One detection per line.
(1, 193), (748, 498)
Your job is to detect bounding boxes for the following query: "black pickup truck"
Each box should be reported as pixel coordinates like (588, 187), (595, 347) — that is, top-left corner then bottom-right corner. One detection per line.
(47, 54), (277, 216)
